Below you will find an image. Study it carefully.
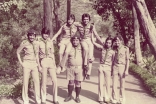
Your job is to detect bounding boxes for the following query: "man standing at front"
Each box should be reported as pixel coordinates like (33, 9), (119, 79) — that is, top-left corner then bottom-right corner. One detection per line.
(58, 35), (84, 103)
(39, 27), (59, 104)
(17, 29), (41, 104)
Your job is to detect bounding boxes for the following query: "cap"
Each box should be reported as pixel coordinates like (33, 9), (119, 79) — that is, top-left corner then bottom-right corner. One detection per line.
(27, 29), (36, 35)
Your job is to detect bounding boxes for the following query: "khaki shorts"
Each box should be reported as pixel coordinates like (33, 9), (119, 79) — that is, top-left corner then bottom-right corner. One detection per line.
(113, 64), (125, 76)
(67, 66), (84, 81)
(40, 58), (56, 69)
(58, 38), (70, 47)
(23, 60), (38, 69)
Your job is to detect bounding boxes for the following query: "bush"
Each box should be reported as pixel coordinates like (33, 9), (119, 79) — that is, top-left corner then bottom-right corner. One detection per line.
(129, 63), (156, 97)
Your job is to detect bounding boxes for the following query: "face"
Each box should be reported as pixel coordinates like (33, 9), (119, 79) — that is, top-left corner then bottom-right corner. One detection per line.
(42, 33), (49, 40)
(83, 17), (90, 25)
(114, 37), (122, 47)
(28, 34), (36, 42)
(72, 38), (80, 47)
(67, 18), (74, 25)
(105, 39), (112, 48)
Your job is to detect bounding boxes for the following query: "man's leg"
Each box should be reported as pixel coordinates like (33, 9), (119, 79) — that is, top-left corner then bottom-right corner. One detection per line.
(81, 41), (89, 66)
(31, 67), (41, 104)
(64, 80), (74, 102)
(40, 67), (47, 103)
(22, 67), (31, 104)
(98, 66), (105, 104)
(59, 44), (66, 63)
(49, 68), (59, 104)
(104, 69), (111, 103)
(86, 42), (94, 79)
(75, 81), (81, 103)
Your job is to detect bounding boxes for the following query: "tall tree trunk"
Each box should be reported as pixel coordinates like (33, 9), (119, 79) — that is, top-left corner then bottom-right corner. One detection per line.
(43, 0), (53, 38)
(133, 0), (156, 57)
(133, 4), (143, 66)
(67, 0), (71, 19)
(53, 0), (60, 32)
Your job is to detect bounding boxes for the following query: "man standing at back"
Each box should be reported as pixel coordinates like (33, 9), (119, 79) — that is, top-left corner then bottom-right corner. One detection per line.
(17, 29), (41, 104)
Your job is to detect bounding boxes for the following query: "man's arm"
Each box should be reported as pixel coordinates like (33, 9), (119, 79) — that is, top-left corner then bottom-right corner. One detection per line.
(111, 51), (115, 76)
(92, 26), (103, 44)
(16, 42), (25, 66)
(125, 47), (130, 76)
(36, 42), (42, 72)
(91, 32), (103, 49)
(51, 25), (63, 41)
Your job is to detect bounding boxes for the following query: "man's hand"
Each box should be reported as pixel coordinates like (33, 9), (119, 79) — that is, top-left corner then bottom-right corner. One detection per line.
(56, 66), (61, 74)
(61, 67), (66, 72)
(123, 71), (129, 78)
(38, 66), (42, 73)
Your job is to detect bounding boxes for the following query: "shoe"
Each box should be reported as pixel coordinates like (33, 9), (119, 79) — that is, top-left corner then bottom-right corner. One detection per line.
(53, 101), (59, 104)
(85, 75), (90, 80)
(112, 99), (119, 104)
(64, 96), (73, 102)
(99, 101), (104, 104)
(41, 102), (46, 104)
(104, 98), (111, 104)
(75, 97), (81, 103)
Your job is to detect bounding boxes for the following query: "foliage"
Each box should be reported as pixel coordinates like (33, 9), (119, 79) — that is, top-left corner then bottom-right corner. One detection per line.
(129, 63), (156, 97)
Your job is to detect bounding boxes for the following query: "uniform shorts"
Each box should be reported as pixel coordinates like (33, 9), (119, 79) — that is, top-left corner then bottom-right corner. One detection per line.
(67, 66), (84, 81)
(40, 58), (56, 69)
(113, 64), (125, 76)
(23, 60), (38, 69)
(58, 38), (71, 47)
(99, 64), (112, 72)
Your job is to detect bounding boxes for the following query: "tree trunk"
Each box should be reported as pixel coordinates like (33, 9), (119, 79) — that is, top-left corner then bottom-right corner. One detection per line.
(133, 0), (156, 57)
(43, 0), (53, 38)
(67, 0), (71, 19)
(133, 4), (143, 66)
(53, 0), (60, 32)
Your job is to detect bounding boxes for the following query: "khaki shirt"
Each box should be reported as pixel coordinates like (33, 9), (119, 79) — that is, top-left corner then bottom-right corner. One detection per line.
(101, 48), (115, 66)
(18, 39), (39, 61)
(114, 45), (129, 65)
(39, 38), (54, 59)
(77, 23), (93, 39)
(61, 23), (77, 38)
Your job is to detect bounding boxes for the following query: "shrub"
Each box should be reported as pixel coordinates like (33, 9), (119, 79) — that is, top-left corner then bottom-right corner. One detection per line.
(129, 63), (156, 97)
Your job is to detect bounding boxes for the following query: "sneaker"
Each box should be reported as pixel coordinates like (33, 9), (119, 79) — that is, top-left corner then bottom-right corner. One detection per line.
(64, 96), (73, 102)
(85, 75), (90, 80)
(75, 97), (81, 103)
(41, 102), (46, 104)
(99, 101), (104, 104)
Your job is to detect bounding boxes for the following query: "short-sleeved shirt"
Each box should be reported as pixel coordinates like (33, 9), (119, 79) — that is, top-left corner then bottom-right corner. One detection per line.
(76, 23), (93, 39)
(100, 48), (115, 66)
(61, 23), (78, 38)
(67, 45), (83, 66)
(19, 39), (39, 61)
(114, 45), (129, 65)
(39, 38), (54, 59)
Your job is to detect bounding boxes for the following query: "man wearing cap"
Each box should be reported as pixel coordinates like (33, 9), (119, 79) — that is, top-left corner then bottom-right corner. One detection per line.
(39, 27), (59, 104)
(76, 13), (103, 80)
(58, 34), (84, 103)
(17, 29), (41, 104)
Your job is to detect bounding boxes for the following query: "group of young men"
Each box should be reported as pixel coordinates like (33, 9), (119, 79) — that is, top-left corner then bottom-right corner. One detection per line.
(17, 13), (129, 104)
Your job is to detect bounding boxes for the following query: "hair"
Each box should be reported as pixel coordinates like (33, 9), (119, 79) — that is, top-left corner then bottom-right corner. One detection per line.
(104, 36), (113, 48)
(67, 14), (75, 22)
(70, 34), (81, 42)
(82, 13), (91, 21)
(41, 27), (50, 35)
(27, 29), (36, 37)
(113, 34), (123, 42)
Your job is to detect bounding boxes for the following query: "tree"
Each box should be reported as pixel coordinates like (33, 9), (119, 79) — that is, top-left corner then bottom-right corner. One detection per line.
(133, 4), (143, 66)
(133, 0), (156, 57)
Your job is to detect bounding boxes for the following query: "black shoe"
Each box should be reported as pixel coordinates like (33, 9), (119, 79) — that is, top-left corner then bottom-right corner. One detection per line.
(64, 96), (73, 102)
(85, 75), (90, 80)
(41, 102), (46, 104)
(53, 101), (59, 104)
(75, 97), (81, 103)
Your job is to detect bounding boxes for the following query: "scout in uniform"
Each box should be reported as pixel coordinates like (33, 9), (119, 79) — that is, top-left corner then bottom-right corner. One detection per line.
(112, 35), (129, 104)
(17, 29), (41, 104)
(51, 14), (78, 63)
(94, 37), (115, 104)
(39, 28), (59, 104)
(76, 13), (103, 79)
(58, 34), (84, 103)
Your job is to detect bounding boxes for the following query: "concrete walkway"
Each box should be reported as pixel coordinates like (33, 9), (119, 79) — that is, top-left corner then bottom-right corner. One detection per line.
(1, 59), (156, 104)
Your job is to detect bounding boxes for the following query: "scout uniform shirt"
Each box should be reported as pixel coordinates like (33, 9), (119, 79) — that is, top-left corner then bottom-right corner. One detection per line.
(68, 45), (83, 66)
(39, 38), (54, 59)
(61, 23), (78, 38)
(114, 45), (129, 65)
(19, 39), (39, 61)
(76, 23), (93, 39)
(100, 48), (115, 66)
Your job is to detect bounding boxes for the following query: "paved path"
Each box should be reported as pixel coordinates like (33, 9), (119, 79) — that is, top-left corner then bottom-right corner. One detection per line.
(1, 59), (156, 104)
